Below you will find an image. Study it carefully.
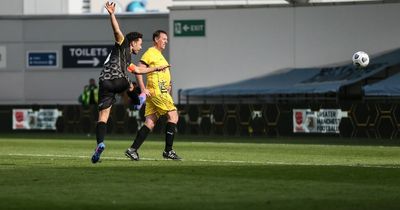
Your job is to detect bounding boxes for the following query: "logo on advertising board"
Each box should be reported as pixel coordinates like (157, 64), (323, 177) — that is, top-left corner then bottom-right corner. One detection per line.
(293, 109), (348, 133)
(12, 109), (62, 130)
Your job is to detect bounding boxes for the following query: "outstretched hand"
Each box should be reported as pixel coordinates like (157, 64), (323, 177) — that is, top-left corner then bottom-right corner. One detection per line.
(142, 88), (151, 97)
(105, 2), (116, 15)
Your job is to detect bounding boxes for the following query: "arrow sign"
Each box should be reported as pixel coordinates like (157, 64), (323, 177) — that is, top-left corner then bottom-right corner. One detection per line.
(63, 45), (112, 68)
(183, 24), (190, 32)
(77, 57), (100, 66)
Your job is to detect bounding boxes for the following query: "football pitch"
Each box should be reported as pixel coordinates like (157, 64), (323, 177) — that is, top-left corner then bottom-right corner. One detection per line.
(1, 135), (400, 210)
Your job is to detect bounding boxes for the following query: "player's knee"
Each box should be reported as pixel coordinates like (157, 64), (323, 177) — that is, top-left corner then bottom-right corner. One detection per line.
(168, 115), (178, 124)
(145, 120), (156, 130)
(145, 123), (155, 130)
(98, 113), (109, 123)
(168, 111), (179, 124)
(98, 107), (111, 120)
(170, 116), (178, 124)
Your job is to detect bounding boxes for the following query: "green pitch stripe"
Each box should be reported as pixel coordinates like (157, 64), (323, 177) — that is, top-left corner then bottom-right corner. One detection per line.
(6, 153), (400, 169)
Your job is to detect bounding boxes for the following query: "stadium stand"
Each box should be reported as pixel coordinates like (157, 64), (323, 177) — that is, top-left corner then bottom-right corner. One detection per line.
(175, 48), (400, 138)
(364, 72), (400, 98)
(179, 48), (400, 104)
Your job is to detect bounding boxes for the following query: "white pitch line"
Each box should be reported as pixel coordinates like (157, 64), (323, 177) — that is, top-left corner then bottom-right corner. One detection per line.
(5, 153), (400, 169)
(6, 153), (158, 161)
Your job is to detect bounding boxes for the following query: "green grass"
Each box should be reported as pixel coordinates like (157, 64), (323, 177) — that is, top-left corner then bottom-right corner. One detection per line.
(1, 135), (400, 210)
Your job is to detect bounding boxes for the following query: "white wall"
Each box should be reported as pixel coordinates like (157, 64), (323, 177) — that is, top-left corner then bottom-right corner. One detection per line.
(294, 4), (400, 67)
(0, 14), (168, 104)
(23, 0), (69, 15)
(170, 3), (400, 101)
(91, 0), (172, 14)
(170, 7), (294, 98)
(0, 0), (23, 15)
(0, 0), (173, 15)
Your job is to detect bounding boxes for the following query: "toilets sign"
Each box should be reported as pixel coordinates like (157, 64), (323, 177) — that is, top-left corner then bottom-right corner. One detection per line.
(63, 45), (112, 68)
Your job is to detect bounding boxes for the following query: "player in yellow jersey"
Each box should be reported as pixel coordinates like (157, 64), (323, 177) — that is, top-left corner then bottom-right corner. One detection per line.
(125, 30), (181, 160)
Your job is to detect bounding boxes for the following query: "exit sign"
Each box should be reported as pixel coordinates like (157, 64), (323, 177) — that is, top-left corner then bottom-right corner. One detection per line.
(174, 20), (205, 37)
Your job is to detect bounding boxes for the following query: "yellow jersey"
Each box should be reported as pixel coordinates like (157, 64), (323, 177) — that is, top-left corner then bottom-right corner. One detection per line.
(140, 47), (170, 96)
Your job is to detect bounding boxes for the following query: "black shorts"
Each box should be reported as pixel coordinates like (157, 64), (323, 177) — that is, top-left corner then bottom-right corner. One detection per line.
(98, 78), (130, 110)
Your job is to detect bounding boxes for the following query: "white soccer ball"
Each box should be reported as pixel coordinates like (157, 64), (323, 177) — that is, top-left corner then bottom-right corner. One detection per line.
(352, 51), (369, 68)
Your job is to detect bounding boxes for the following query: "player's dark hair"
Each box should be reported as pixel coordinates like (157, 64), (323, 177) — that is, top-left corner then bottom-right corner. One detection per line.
(152, 30), (167, 42)
(126, 32), (143, 43)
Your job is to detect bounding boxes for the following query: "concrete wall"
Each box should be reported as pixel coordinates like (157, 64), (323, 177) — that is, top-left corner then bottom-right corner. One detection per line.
(169, 3), (400, 101)
(0, 14), (169, 104)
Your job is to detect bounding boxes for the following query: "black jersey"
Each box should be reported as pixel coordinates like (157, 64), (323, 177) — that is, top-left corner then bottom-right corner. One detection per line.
(99, 38), (131, 81)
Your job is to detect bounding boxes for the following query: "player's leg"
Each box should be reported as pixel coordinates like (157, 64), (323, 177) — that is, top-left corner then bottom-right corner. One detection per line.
(125, 100), (158, 160)
(131, 113), (158, 149)
(91, 107), (111, 163)
(163, 110), (181, 160)
(165, 110), (178, 152)
(126, 83), (146, 110)
(149, 94), (181, 160)
(125, 113), (158, 161)
(96, 106), (111, 143)
(91, 80), (116, 163)
(95, 77), (128, 145)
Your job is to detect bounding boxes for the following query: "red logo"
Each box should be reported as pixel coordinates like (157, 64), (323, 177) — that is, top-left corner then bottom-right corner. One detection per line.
(15, 111), (24, 122)
(295, 112), (303, 125)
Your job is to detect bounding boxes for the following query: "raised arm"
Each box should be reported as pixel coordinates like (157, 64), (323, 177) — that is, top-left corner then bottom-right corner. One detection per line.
(105, 2), (124, 44)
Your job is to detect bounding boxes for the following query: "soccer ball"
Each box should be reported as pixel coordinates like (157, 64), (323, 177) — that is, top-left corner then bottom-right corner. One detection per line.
(352, 51), (369, 68)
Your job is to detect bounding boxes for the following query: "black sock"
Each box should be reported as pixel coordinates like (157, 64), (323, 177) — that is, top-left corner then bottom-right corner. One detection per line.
(96, 122), (107, 144)
(131, 125), (151, 149)
(165, 122), (177, 152)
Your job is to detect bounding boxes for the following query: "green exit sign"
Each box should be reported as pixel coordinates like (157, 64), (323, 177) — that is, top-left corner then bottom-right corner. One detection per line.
(174, 20), (205, 37)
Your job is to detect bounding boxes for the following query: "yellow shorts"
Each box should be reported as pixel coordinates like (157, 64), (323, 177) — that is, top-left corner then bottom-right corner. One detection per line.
(145, 93), (177, 117)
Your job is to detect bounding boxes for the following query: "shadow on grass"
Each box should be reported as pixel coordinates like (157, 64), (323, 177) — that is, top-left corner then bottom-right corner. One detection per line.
(1, 164), (400, 210)
(1, 132), (400, 147)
